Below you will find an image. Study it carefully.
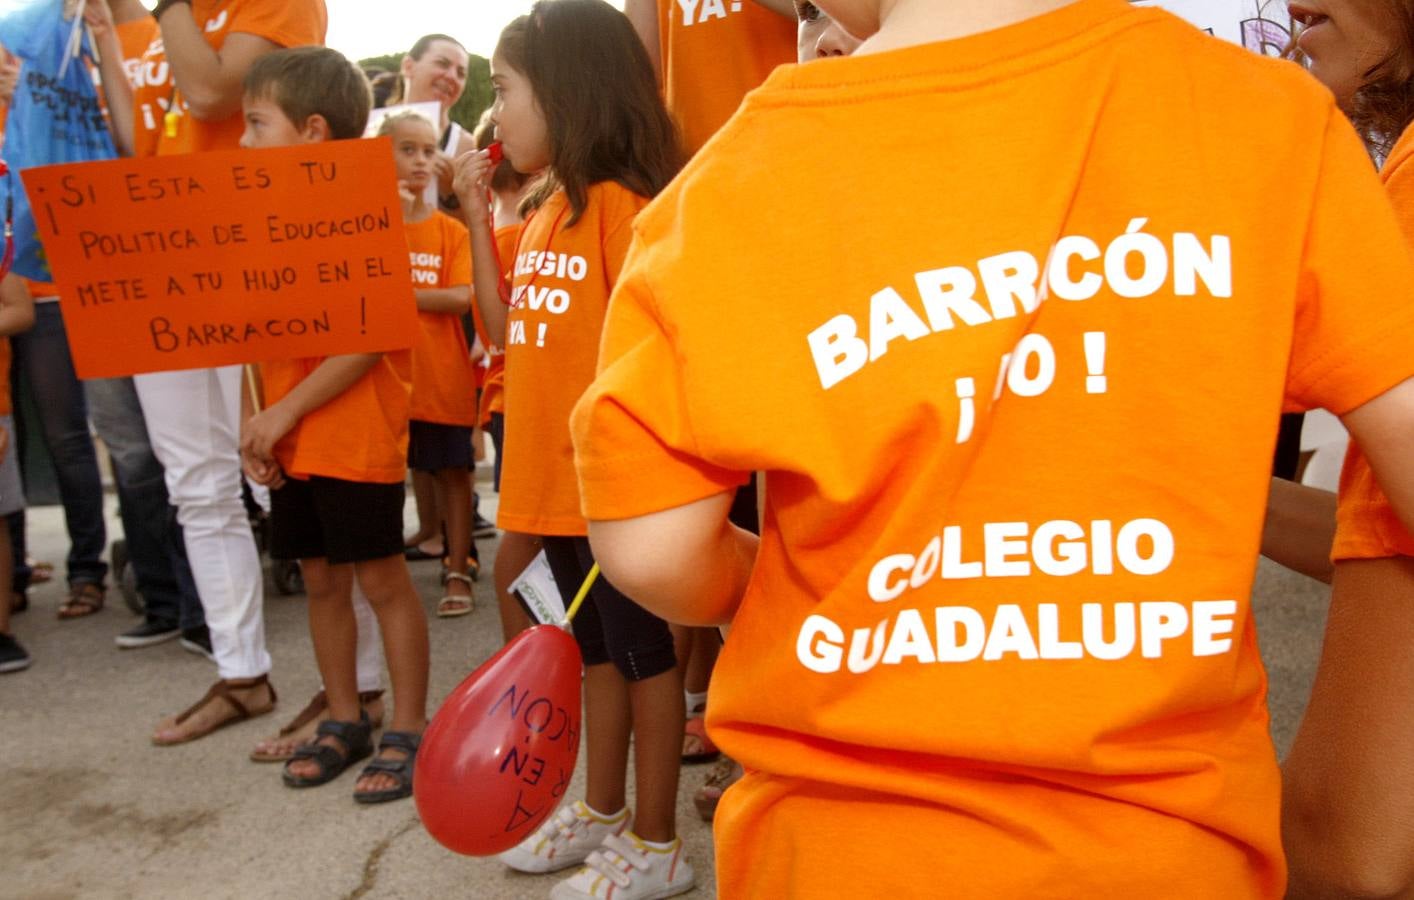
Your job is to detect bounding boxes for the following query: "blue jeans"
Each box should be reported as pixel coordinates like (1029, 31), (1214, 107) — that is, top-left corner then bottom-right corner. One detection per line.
(9, 303), (107, 588)
(86, 376), (204, 630)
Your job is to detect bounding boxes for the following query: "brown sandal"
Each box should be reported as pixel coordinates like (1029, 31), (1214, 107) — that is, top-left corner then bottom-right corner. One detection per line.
(250, 689), (385, 762)
(152, 675), (277, 746)
(57, 583), (105, 620)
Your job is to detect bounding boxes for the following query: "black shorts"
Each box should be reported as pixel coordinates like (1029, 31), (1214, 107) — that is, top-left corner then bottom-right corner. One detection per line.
(542, 535), (676, 682)
(408, 420), (473, 472)
(270, 476), (405, 564)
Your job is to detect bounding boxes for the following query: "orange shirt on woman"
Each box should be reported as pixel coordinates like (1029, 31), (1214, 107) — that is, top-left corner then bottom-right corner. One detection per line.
(572, 2), (1414, 896)
(406, 212), (475, 426)
(1333, 123), (1414, 560)
(135, 0), (326, 156)
(498, 184), (646, 536)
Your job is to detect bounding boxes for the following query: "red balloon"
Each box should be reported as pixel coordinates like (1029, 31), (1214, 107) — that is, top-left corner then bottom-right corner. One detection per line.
(415, 624), (583, 856)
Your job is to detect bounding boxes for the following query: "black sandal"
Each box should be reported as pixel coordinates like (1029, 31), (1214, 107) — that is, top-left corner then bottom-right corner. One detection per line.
(282, 712), (372, 788)
(353, 730), (421, 804)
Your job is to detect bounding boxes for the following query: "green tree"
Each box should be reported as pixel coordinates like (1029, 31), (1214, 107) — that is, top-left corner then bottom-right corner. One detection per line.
(358, 52), (493, 133)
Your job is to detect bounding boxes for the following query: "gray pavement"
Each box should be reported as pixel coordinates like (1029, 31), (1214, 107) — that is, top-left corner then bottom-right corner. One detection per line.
(0, 495), (1331, 899)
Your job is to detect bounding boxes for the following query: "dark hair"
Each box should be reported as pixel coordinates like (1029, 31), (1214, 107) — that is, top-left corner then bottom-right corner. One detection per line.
(497, 0), (682, 225)
(1290, 3), (1414, 157)
(244, 47), (371, 140)
(474, 107), (529, 195)
(388, 33), (468, 106)
(370, 71), (399, 109)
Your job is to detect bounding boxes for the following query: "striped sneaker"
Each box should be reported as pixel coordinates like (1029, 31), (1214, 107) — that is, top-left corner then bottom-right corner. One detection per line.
(497, 800), (630, 874)
(550, 831), (694, 900)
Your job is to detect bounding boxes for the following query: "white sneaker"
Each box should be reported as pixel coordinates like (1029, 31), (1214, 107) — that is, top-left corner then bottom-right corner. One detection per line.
(549, 831), (695, 900)
(497, 800), (630, 874)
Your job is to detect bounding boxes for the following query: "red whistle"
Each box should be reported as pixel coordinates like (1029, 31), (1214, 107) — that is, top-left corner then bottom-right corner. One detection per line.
(486, 142), (503, 165)
(0, 160), (9, 177)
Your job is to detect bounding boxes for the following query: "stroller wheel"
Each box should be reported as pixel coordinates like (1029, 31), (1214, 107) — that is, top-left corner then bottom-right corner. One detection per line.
(111, 539), (144, 615)
(273, 559), (304, 596)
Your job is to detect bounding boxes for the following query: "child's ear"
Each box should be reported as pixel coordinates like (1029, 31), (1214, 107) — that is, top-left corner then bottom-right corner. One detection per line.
(302, 114), (332, 143)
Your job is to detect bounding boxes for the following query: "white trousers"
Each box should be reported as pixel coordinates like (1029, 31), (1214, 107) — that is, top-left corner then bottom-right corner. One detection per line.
(135, 366), (384, 687)
(135, 366), (269, 679)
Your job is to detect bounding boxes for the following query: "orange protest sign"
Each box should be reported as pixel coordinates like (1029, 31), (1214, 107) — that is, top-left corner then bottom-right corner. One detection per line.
(21, 138), (418, 379)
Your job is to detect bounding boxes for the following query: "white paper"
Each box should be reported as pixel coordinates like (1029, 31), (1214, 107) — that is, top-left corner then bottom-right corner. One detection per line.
(509, 550), (567, 626)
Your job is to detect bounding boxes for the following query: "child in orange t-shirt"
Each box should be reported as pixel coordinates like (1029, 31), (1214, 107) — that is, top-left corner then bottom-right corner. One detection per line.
(452, 3), (693, 897)
(571, 0), (1414, 896)
(377, 110), (478, 618)
(236, 48), (429, 805)
(470, 111), (539, 645)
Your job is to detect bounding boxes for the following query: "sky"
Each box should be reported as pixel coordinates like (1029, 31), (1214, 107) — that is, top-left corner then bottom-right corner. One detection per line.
(325, 0), (627, 61)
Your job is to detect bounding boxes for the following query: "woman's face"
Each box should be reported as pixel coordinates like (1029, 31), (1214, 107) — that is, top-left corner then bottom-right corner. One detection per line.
(795, 1), (863, 61)
(1292, 1), (1399, 108)
(401, 39), (470, 112)
(489, 51), (551, 174)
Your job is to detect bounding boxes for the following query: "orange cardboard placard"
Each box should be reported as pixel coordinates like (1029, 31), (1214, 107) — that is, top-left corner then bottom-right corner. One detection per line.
(21, 138), (418, 379)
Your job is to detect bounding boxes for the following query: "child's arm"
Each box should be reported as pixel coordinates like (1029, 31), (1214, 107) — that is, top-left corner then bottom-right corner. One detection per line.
(0, 275), (37, 339)
(83, 2), (135, 157)
(415, 285), (471, 315)
(1260, 477), (1337, 583)
(588, 492), (759, 627)
(1282, 556), (1414, 900)
(1340, 377), (1414, 530)
(239, 353), (380, 480)
(452, 150), (509, 344)
(153, 3), (278, 121)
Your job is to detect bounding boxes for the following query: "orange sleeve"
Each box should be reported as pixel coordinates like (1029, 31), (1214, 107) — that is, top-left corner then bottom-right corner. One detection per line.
(1284, 109), (1414, 415)
(444, 220), (472, 289)
(228, 0), (327, 49)
(572, 233), (748, 520)
(1330, 127), (1414, 561)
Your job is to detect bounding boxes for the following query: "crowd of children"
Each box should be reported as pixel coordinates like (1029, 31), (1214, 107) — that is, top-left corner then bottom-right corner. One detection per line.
(1, 0), (1413, 897)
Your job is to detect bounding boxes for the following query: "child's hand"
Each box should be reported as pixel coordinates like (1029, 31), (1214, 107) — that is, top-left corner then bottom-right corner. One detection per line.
(241, 455), (286, 490)
(452, 149), (495, 225)
(239, 403), (297, 488)
(397, 179), (418, 216)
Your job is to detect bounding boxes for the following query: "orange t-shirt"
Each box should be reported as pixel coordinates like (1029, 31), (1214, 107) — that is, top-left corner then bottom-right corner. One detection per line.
(477, 223), (518, 427)
(572, 2), (1414, 896)
(117, 16), (166, 159)
(499, 184), (646, 536)
(657, 0), (794, 157)
(260, 346), (412, 484)
(135, 0), (326, 156)
(1332, 123), (1414, 560)
(406, 211), (475, 426)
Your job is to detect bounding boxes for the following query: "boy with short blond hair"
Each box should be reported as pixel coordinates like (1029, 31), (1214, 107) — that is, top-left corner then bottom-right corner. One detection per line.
(574, 0), (1414, 895)
(237, 46), (428, 804)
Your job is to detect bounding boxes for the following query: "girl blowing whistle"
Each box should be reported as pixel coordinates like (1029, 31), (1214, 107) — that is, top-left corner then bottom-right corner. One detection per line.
(452, 3), (693, 899)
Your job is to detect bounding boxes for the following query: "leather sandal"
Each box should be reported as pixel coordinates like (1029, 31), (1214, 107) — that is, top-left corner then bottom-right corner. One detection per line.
(250, 689), (385, 762)
(282, 712), (373, 788)
(151, 675), (278, 746)
(354, 730), (421, 804)
(437, 572), (475, 618)
(682, 716), (720, 763)
(57, 583), (105, 620)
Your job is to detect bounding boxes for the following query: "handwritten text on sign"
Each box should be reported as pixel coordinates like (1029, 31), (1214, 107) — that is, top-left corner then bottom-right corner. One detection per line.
(21, 138), (417, 379)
